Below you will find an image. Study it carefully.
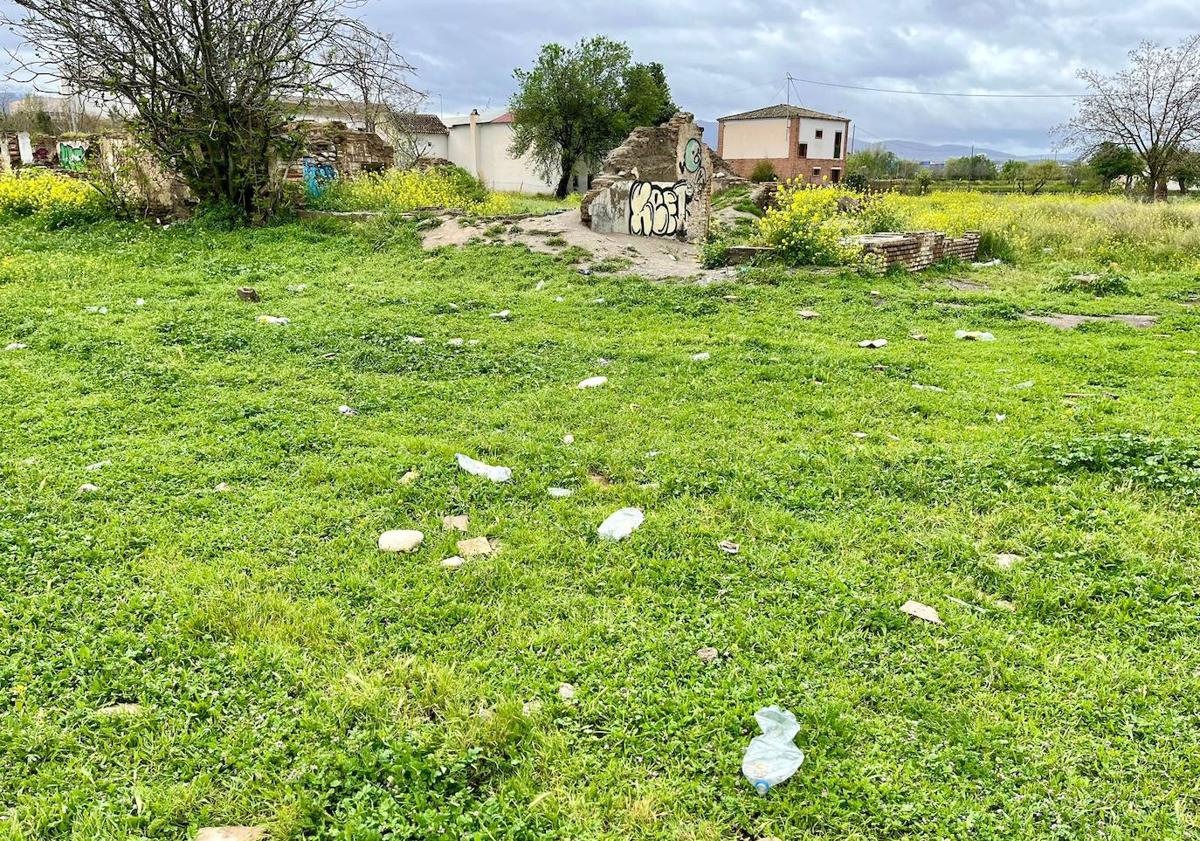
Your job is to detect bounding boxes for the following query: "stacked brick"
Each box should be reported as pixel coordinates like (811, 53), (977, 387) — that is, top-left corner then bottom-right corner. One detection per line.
(850, 231), (981, 272)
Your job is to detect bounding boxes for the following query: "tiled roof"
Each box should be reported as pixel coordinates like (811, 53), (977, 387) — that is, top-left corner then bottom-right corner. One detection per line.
(718, 104), (848, 122)
(394, 113), (449, 134)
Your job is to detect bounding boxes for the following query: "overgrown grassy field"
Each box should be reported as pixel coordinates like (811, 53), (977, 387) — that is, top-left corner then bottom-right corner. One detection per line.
(3, 206), (1200, 840)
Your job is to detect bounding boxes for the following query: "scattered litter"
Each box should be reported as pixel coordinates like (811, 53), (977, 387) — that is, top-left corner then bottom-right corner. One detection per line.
(548, 487), (574, 498)
(4, 342), (27, 351)
(578, 267), (592, 276)
(851, 431), (868, 440)
(85, 306), (109, 314)
(468, 339), (480, 346)
(557, 683), (576, 701)
(378, 529), (424, 553)
(489, 309), (511, 319)
(858, 339), (888, 349)
(995, 413), (1007, 422)
(797, 310), (820, 319)
(912, 383), (946, 393)
(577, 376), (608, 389)
(135, 298), (145, 307)
(443, 514), (470, 532)
(400, 469), (420, 485)
(995, 553), (1023, 570)
(718, 540), (740, 555)
(78, 483), (99, 494)
(457, 536), (493, 557)
(598, 507), (644, 541)
(724, 294), (739, 301)
(972, 258), (1002, 268)
(405, 336), (425, 344)
(255, 315), (289, 325)
(1014, 380), (1034, 390)
(286, 283), (308, 293)
(535, 280), (546, 291)
(592, 297), (606, 304)
(742, 706), (805, 796)
(646, 450), (661, 458)
(455, 453), (512, 483)
(448, 302), (459, 310)
(563, 434), (575, 445)
(337, 405), (358, 416)
(96, 702), (143, 717)
(447, 338), (465, 346)
(214, 482), (231, 493)
(900, 600), (942, 624)
(554, 296), (565, 302)
(691, 352), (711, 362)
(909, 333), (928, 341)
(696, 646), (719, 663)
(955, 330), (995, 341)
(237, 286), (261, 302)
(85, 460), (111, 472)
(441, 556), (466, 570)
(596, 357), (611, 366)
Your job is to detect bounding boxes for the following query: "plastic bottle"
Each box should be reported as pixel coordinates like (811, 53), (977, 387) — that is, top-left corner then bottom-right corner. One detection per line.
(741, 706), (805, 795)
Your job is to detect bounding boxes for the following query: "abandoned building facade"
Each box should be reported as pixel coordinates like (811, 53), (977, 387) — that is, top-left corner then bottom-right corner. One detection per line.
(717, 104), (851, 185)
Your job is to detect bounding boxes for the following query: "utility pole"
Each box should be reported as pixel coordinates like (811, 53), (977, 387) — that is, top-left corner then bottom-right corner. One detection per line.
(786, 73), (794, 106)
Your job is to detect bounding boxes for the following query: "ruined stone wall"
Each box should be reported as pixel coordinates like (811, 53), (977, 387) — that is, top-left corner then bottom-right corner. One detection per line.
(285, 122), (395, 195)
(851, 231), (981, 272)
(580, 113), (713, 243)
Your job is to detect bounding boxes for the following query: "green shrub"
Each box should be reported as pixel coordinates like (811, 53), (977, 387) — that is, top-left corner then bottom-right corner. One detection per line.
(749, 161), (777, 183)
(1051, 270), (1131, 296)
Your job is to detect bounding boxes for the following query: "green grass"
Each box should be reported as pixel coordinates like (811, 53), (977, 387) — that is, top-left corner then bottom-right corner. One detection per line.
(2, 214), (1200, 840)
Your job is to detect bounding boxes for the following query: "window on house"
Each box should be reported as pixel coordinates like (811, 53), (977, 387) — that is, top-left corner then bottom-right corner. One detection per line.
(812, 167), (822, 180)
(831, 168), (842, 183)
(798, 142), (808, 158)
(815, 130), (824, 139)
(834, 131), (843, 159)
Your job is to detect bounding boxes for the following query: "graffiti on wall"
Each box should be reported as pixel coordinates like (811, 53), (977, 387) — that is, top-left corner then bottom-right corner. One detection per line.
(627, 136), (709, 239)
(302, 159), (337, 196)
(59, 143), (87, 171)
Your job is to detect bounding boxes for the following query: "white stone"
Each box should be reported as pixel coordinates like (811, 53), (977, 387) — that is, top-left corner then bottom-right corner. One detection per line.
(85, 460), (111, 471)
(442, 514), (469, 532)
(456, 453), (512, 483)
(194, 829), (266, 841)
(489, 309), (511, 319)
(405, 335), (425, 344)
(598, 507), (644, 541)
(995, 414), (1007, 423)
(286, 283), (307, 292)
(900, 600), (942, 625)
(255, 315), (289, 325)
(78, 483), (99, 494)
(691, 352), (711, 362)
(457, 536), (493, 557)
(912, 383), (946, 393)
(214, 482), (231, 493)
(447, 338), (465, 347)
(562, 434), (575, 445)
(955, 330), (995, 342)
(696, 646), (719, 663)
(378, 529), (424, 553)
(797, 310), (820, 319)
(557, 682), (576, 701)
(547, 487), (573, 498)
(337, 405), (358, 416)
(4, 342), (27, 351)
(577, 376), (608, 389)
(858, 339), (888, 349)
(400, 469), (420, 485)
(135, 298), (145, 307)
(995, 553), (1024, 570)
(535, 280), (546, 291)
(441, 556), (466, 570)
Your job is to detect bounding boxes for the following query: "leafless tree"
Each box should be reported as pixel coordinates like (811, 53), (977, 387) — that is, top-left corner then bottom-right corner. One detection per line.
(1058, 36), (1200, 201)
(4, 0), (409, 218)
(326, 33), (419, 135)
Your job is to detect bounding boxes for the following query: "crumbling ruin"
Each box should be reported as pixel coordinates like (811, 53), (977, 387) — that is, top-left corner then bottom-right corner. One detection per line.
(850, 231), (982, 272)
(286, 122), (394, 196)
(581, 113), (713, 243)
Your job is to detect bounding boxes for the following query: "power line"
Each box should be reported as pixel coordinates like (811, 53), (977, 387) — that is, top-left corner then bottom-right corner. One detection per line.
(788, 75), (1088, 99)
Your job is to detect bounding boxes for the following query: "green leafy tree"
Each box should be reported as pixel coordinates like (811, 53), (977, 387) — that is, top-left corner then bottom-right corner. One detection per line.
(1026, 160), (1062, 195)
(509, 36), (676, 198)
(1000, 159), (1029, 192)
(944, 154), (998, 180)
(1088, 142), (1142, 191)
(846, 146), (900, 180)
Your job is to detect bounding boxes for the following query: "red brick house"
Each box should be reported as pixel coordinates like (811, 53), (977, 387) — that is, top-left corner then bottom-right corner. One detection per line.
(717, 104), (851, 184)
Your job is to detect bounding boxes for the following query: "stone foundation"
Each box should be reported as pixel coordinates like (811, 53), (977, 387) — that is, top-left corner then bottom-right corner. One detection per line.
(580, 113), (712, 243)
(850, 231), (981, 271)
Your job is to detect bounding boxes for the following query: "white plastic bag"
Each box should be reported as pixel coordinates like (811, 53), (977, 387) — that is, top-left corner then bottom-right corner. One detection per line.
(455, 453), (512, 483)
(741, 706), (805, 795)
(597, 507), (643, 541)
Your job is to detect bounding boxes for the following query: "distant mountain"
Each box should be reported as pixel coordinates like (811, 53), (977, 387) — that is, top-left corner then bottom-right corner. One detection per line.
(850, 137), (1055, 164)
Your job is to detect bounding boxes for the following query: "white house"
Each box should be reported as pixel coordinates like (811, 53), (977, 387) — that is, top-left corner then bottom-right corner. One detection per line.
(443, 109), (591, 195)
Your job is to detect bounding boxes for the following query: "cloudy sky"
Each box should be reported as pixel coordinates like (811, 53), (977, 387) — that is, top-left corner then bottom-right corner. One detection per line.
(3, 0), (1198, 155)
(380, 0), (1200, 155)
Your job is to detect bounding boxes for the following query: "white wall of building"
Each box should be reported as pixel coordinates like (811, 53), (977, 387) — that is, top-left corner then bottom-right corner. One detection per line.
(444, 115), (588, 194)
(797, 118), (847, 159)
(721, 118), (790, 159)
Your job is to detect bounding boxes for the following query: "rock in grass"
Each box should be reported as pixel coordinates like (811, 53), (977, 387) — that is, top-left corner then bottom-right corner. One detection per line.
(4, 342), (27, 351)
(96, 702), (143, 717)
(456, 453), (512, 483)
(337, 404), (358, 416)
(577, 376), (608, 389)
(691, 352), (711, 362)
(797, 310), (820, 319)
(696, 646), (719, 663)
(447, 338), (465, 347)
(489, 309), (511, 319)
(78, 483), (99, 494)
(236, 286), (261, 302)
(214, 482), (232, 493)
(405, 336), (425, 345)
(195, 829), (266, 841)
(442, 514), (469, 532)
(85, 460), (111, 471)
(858, 339), (888, 349)
(255, 315), (289, 325)
(900, 600), (942, 625)
(400, 470), (420, 485)
(547, 487), (573, 498)
(562, 434), (575, 445)
(718, 540), (740, 555)
(557, 683), (576, 701)
(995, 553), (1024, 570)
(598, 507), (644, 541)
(378, 529), (424, 553)
(441, 555), (466, 570)
(456, 536), (493, 557)
(955, 330), (995, 342)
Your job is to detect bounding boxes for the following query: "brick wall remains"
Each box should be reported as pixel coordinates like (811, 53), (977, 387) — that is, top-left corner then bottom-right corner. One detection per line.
(850, 231), (982, 272)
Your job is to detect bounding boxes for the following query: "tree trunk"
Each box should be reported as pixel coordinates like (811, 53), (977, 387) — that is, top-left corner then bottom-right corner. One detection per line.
(1155, 175), (1169, 202)
(555, 154), (576, 199)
